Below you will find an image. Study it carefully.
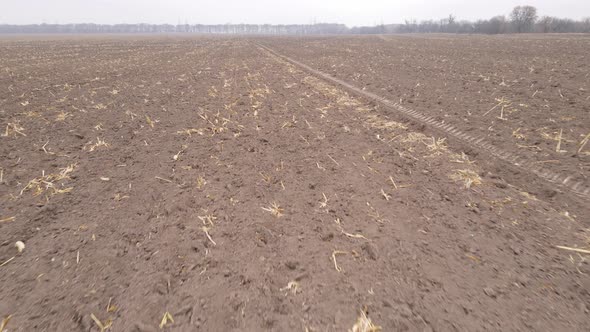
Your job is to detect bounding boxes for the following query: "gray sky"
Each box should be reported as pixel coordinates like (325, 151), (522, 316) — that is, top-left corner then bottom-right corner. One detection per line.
(1, 0), (589, 26)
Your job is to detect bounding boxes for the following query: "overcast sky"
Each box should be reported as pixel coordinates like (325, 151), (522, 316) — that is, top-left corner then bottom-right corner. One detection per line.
(1, 0), (588, 26)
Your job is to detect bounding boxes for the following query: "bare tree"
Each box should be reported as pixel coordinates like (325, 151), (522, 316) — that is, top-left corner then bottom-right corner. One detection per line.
(537, 16), (553, 33)
(448, 14), (456, 25)
(510, 5), (538, 33)
(440, 14), (457, 33)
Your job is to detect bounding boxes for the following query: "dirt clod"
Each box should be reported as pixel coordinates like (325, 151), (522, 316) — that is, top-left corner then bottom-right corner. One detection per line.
(361, 243), (378, 260)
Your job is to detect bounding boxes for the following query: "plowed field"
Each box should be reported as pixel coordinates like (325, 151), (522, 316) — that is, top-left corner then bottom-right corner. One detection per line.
(1, 35), (588, 331)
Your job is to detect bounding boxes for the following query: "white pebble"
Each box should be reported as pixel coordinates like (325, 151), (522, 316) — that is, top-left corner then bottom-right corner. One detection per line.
(15, 241), (25, 253)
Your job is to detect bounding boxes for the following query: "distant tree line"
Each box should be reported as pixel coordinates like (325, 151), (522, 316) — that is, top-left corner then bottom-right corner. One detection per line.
(356, 6), (590, 34)
(1, 6), (589, 35)
(0, 23), (348, 35)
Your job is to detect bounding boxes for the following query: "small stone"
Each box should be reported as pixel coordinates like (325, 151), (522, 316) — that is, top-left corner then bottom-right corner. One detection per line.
(154, 283), (167, 295)
(483, 287), (497, 298)
(510, 245), (522, 255)
(285, 261), (298, 270)
(516, 275), (530, 287)
(397, 303), (413, 318)
(320, 233), (334, 241)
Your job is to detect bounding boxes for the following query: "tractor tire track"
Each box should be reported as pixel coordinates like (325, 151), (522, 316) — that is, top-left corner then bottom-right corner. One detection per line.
(258, 44), (590, 200)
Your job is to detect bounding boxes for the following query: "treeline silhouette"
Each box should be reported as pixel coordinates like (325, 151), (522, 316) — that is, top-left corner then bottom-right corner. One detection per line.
(1, 6), (589, 35)
(0, 23), (348, 35)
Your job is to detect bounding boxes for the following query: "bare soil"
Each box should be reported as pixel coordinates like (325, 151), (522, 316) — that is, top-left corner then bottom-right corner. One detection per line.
(0, 35), (589, 331)
(265, 34), (590, 185)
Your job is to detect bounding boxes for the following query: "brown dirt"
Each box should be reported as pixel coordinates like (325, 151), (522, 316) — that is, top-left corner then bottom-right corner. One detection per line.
(0, 35), (589, 331)
(264, 34), (590, 188)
